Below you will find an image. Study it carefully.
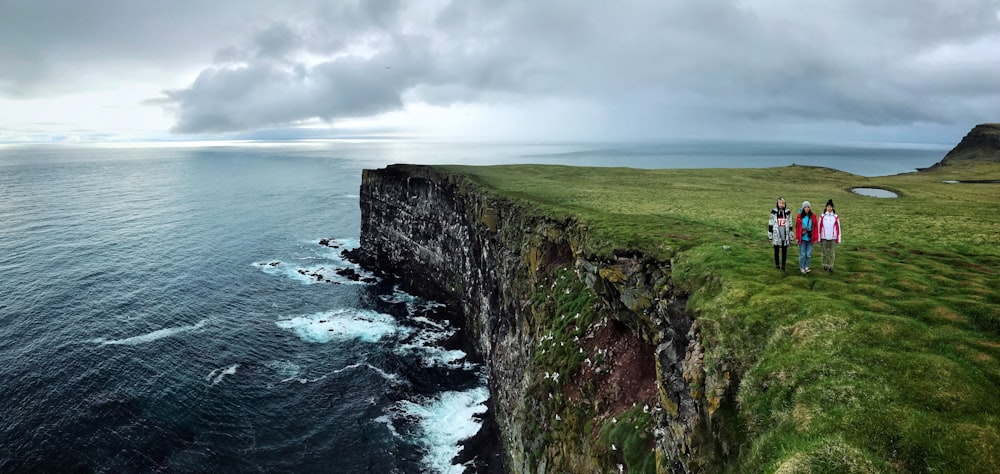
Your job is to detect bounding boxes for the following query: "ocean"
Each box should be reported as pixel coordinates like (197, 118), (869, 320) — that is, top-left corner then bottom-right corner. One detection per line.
(0, 140), (947, 473)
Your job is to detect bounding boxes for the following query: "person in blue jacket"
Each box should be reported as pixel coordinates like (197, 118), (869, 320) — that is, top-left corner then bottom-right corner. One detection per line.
(795, 201), (820, 274)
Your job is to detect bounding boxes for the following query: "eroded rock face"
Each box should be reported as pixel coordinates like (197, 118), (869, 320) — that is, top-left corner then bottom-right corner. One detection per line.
(929, 123), (1000, 168)
(353, 164), (731, 473)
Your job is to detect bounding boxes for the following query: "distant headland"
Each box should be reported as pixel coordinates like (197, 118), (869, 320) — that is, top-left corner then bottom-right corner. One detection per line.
(925, 123), (1000, 170)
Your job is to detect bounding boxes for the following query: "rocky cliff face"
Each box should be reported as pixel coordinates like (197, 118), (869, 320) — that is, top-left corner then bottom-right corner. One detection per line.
(929, 123), (1000, 168)
(353, 164), (733, 473)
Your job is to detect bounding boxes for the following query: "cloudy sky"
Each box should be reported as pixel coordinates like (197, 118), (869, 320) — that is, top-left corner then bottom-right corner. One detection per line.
(1, 0), (997, 144)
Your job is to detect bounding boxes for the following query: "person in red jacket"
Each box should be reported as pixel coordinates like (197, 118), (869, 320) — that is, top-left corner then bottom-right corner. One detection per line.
(819, 199), (842, 272)
(795, 201), (820, 274)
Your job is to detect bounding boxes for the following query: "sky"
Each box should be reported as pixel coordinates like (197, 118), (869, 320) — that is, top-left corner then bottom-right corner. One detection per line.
(1, 0), (998, 144)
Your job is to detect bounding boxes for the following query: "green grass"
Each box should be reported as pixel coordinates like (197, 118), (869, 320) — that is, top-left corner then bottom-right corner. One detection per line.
(438, 161), (1000, 473)
(529, 267), (598, 381)
(598, 406), (657, 471)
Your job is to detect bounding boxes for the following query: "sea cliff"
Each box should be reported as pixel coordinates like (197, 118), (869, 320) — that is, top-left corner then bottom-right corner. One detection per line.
(352, 164), (732, 472)
(927, 123), (1000, 169)
(351, 157), (1000, 473)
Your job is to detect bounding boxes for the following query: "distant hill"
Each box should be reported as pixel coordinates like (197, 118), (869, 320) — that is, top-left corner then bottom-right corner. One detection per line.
(926, 123), (1000, 169)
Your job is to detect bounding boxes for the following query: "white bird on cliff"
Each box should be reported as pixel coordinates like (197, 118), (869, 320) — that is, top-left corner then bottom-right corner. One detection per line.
(611, 444), (617, 451)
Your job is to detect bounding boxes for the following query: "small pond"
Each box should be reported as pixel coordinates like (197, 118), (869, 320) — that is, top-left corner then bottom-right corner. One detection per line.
(851, 187), (898, 198)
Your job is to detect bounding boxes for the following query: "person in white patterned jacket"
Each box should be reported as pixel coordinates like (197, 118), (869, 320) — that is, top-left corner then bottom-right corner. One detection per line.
(768, 197), (794, 272)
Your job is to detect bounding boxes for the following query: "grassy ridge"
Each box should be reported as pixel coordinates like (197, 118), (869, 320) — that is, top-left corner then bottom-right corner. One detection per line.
(439, 161), (1000, 472)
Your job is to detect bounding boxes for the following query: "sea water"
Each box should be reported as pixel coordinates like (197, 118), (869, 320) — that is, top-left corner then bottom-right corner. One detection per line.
(0, 140), (946, 472)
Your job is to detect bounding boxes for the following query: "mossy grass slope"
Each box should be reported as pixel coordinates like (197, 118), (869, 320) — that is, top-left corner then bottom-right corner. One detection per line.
(438, 162), (1000, 473)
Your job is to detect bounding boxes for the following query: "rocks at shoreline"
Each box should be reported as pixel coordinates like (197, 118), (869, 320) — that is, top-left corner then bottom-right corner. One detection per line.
(261, 240), (376, 284)
(293, 267), (378, 284)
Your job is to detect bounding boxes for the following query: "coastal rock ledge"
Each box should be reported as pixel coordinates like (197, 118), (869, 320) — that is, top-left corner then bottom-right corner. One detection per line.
(353, 164), (733, 473)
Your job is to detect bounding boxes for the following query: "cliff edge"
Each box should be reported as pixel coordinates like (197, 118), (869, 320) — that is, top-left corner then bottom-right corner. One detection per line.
(352, 162), (1000, 473)
(353, 164), (731, 473)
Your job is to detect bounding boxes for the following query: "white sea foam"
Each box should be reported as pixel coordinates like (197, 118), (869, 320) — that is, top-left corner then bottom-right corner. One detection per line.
(271, 362), (404, 386)
(410, 316), (448, 329)
(396, 386), (490, 474)
(379, 286), (417, 305)
(379, 286), (446, 315)
(288, 375), (328, 384)
(397, 333), (469, 369)
(374, 414), (401, 439)
(395, 317), (469, 369)
(264, 360), (302, 381)
(331, 362), (366, 373)
(275, 309), (403, 344)
(330, 362), (405, 385)
(407, 345), (471, 369)
(253, 237), (373, 286)
(206, 363), (240, 386)
(314, 237), (360, 265)
(316, 237), (360, 251)
(364, 364), (405, 385)
(253, 260), (377, 286)
(90, 319), (208, 346)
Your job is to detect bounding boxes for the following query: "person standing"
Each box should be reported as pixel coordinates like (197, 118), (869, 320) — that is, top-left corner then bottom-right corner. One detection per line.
(819, 199), (841, 272)
(795, 201), (820, 274)
(768, 197), (793, 271)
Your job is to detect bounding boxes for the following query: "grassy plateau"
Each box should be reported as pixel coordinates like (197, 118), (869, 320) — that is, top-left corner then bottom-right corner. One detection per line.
(439, 160), (1000, 473)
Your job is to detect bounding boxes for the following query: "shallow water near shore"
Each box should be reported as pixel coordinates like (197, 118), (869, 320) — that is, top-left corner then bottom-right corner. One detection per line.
(0, 140), (946, 472)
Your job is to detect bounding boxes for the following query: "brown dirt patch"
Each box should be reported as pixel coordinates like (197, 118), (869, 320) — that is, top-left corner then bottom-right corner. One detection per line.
(934, 306), (967, 323)
(975, 339), (1000, 350)
(542, 240), (574, 274)
(564, 318), (659, 433)
(962, 262), (997, 275)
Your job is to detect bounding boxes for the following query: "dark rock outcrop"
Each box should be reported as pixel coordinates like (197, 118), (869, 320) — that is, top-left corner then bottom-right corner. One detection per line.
(353, 164), (732, 473)
(927, 123), (1000, 169)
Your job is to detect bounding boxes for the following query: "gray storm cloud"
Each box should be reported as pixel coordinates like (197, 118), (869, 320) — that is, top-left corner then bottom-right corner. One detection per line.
(2, 0), (997, 139)
(161, 2), (534, 133)
(156, 0), (1000, 135)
